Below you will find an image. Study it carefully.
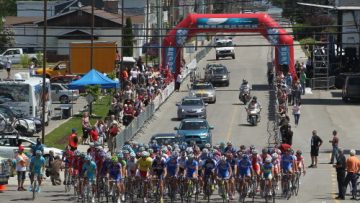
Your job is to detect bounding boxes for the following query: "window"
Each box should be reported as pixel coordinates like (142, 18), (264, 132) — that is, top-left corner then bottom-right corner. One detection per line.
(0, 138), (11, 146)
(348, 77), (360, 85)
(20, 140), (33, 148)
(13, 50), (20, 55)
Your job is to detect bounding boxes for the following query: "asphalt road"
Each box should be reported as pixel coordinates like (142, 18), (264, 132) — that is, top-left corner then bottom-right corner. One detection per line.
(2, 35), (360, 202)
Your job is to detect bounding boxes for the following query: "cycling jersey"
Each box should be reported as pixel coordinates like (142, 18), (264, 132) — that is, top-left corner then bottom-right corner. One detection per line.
(261, 154), (271, 163)
(185, 159), (198, 178)
(216, 161), (231, 179)
(238, 159), (252, 177)
(227, 158), (237, 172)
(100, 159), (111, 177)
(166, 157), (178, 176)
(152, 159), (166, 177)
(296, 154), (304, 169)
(83, 161), (97, 182)
(178, 157), (187, 170)
(261, 163), (273, 179)
(251, 154), (262, 173)
(202, 159), (216, 177)
(109, 162), (122, 182)
(127, 159), (137, 176)
(63, 150), (75, 168)
(30, 156), (45, 175)
(137, 157), (153, 172)
(281, 154), (294, 172)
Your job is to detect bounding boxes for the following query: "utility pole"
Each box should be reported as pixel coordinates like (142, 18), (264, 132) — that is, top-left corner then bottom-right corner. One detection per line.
(145, 0), (149, 67)
(156, 0), (162, 67)
(41, 0), (47, 144)
(121, 0), (124, 89)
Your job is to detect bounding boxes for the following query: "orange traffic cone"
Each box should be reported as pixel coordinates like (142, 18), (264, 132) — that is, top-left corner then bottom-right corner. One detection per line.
(0, 184), (6, 192)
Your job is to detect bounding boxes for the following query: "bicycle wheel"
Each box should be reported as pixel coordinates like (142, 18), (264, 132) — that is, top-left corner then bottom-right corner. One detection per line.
(355, 181), (360, 200)
(294, 174), (300, 196)
(32, 179), (37, 200)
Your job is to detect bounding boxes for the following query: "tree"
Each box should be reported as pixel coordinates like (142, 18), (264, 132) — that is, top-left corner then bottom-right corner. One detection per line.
(0, 20), (15, 53)
(123, 17), (134, 57)
(0, 0), (17, 17)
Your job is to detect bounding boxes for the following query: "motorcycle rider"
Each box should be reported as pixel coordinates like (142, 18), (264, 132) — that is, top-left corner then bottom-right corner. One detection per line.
(247, 96), (262, 122)
(239, 79), (251, 104)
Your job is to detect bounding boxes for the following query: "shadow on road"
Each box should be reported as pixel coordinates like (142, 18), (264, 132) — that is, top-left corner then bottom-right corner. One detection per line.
(170, 118), (179, 122)
(238, 123), (254, 127)
(232, 103), (243, 106)
(251, 84), (271, 91)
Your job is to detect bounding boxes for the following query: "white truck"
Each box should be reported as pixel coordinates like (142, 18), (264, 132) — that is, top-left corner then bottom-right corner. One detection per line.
(0, 48), (39, 64)
(214, 38), (235, 60)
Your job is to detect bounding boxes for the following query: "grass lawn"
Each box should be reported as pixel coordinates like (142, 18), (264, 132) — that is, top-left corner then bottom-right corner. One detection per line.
(45, 95), (111, 149)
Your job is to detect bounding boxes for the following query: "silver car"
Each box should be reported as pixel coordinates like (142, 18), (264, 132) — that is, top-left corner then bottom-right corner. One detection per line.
(176, 97), (207, 120)
(51, 83), (80, 104)
(0, 135), (63, 159)
(189, 82), (216, 104)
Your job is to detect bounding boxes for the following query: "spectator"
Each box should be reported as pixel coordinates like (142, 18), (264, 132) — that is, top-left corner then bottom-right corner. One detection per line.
(282, 125), (293, 145)
(108, 123), (119, 154)
(121, 67), (129, 81)
(15, 146), (28, 191)
(309, 130), (323, 168)
(89, 126), (99, 143)
(68, 128), (79, 151)
(50, 155), (62, 186)
(5, 57), (11, 79)
(333, 148), (346, 200)
(29, 61), (36, 76)
(329, 130), (339, 164)
(130, 66), (140, 84)
(300, 70), (307, 95)
(81, 112), (91, 145)
(95, 120), (106, 145)
(292, 102), (301, 126)
(292, 81), (302, 105)
(31, 138), (44, 156)
(175, 73), (183, 91)
(343, 149), (360, 200)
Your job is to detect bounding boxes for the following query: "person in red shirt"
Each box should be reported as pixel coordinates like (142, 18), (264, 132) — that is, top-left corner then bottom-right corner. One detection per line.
(68, 128), (78, 151)
(89, 127), (99, 143)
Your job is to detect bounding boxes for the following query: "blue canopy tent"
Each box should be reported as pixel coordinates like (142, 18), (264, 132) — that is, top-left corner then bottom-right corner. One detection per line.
(68, 69), (119, 89)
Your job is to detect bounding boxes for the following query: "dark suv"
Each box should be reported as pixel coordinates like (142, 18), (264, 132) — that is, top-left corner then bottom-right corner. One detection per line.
(342, 75), (360, 102)
(204, 63), (230, 86)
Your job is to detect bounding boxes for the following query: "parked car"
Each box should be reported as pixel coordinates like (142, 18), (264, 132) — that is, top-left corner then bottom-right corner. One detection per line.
(0, 48), (38, 64)
(50, 75), (81, 84)
(188, 82), (216, 103)
(0, 105), (38, 136)
(149, 133), (179, 146)
(176, 97), (207, 120)
(0, 134), (63, 159)
(51, 83), (80, 104)
(174, 118), (214, 148)
(204, 63), (230, 86)
(342, 75), (360, 102)
(35, 61), (69, 78)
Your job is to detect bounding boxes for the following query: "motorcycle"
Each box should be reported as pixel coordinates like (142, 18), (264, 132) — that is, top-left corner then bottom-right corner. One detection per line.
(245, 106), (261, 126)
(239, 87), (251, 104)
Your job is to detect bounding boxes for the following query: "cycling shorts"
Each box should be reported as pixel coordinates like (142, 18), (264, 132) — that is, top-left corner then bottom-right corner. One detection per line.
(238, 170), (251, 178)
(263, 173), (273, 180)
(110, 175), (122, 183)
(138, 170), (148, 178)
(253, 164), (260, 174)
(218, 174), (230, 180)
(282, 165), (292, 173)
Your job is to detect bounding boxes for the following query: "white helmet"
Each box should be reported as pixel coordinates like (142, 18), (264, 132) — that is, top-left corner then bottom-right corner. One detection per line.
(265, 157), (272, 163)
(271, 153), (278, 160)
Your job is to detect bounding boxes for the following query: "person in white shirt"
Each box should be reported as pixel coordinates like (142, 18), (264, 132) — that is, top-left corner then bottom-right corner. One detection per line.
(175, 74), (183, 91)
(6, 57), (12, 79)
(292, 102), (301, 126)
(130, 67), (140, 84)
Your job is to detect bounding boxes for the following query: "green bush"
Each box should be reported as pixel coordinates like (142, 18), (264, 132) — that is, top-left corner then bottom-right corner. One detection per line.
(20, 54), (30, 69)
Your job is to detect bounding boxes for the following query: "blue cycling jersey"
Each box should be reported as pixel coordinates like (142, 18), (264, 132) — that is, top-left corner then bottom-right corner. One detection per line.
(166, 158), (178, 176)
(83, 161), (97, 180)
(185, 160), (198, 177)
(238, 159), (252, 175)
(109, 162), (122, 180)
(203, 159), (216, 176)
(30, 156), (45, 174)
(216, 161), (231, 178)
(281, 154), (294, 170)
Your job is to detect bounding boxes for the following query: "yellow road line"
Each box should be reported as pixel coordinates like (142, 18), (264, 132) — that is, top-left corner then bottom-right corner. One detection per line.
(226, 106), (239, 142)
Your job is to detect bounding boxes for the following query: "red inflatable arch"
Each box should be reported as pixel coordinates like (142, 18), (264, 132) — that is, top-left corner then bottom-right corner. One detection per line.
(163, 13), (295, 79)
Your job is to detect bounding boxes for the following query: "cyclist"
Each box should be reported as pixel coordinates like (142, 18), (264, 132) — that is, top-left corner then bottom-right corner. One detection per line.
(236, 154), (253, 195)
(31, 138), (44, 157)
(29, 150), (45, 192)
(295, 150), (306, 175)
(108, 156), (123, 203)
(117, 153), (126, 201)
(126, 152), (137, 177)
(178, 151), (187, 176)
(62, 146), (75, 185)
(260, 157), (275, 196)
(251, 149), (262, 178)
(225, 152), (236, 200)
(136, 151), (153, 203)
(261, 148), (271, 163)
(202, 154), (216, 199)
(184, 153), (199, 196)
(280, 148), (296, 193)
(152, 153), (166, 203)
(82, 155), (97, 203)
(271, 153), (281, 190)
(216, 155), (232, 200)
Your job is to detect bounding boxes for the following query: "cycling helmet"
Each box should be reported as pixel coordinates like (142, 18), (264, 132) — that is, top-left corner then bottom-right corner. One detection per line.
(148, 148), (154, 154)
(80, 153), (86, 158)
(123, 149), (129, 154)
(111, 156), (118, 162)
(143, 144), (149, 149)
(96, 145), (103, 150)
(186, 147), (193, 154)
(296, 150), (302, 155)
(35, 150), (42, 156)
(171, 151), (179, 158)
(262, 148), (268, 154)
(265, 157), (272, 163)
(173, 144), (179, 149)
(202, 148), (209, 154)
(205, 143), (211, 148)
(188, 154), (195, 159)
(117, 153), (124, 159)
(155, 153), (162, 159)
(250, 145), (255, 150)
(167, 146), (173, 152)
(85, 155), (91, 161)
(161, 147), (168, 154)
(253, 96), (257, 100)
(130, 152), (136, 158)
(220, 156), (227, 162)
(252, 149), (258, 155)
(89, 143), (95, 147)
(74, 150), (81, 156)
(141, 151), (149, 158)
(242, 154), (249, 160)
(272, 153), (278, 160)
(106, 153), (112, 160)
(138, 147), (145, 152)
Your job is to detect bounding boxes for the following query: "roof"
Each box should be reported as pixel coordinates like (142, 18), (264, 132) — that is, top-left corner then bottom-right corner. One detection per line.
(36, 6), (123, 25)
(297, 2), (360, 10)
(4, 16), (42, 26)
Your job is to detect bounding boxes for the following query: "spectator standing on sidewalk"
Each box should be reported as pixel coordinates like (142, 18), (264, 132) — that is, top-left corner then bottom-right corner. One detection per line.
(81, 112), (91, 145)
(292, 102), (301, 126)
(68, 128), (79, 151)
(5, 57), (11, 79)
(175, 73), (183, 92)
(300, 70), (307, 95)
(15, 146), (28, 191)
(50, 155), (62, 186)
(309, 130), (323, 168)
(333, 148), (346, 200)
(343, 149), (360, 200)
(329, 130), (339, 164)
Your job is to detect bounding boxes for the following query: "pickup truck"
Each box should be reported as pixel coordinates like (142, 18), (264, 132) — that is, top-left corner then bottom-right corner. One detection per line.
(0, 48), (39, 64)
(214, 38), (235, 60)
